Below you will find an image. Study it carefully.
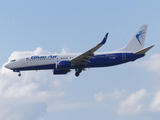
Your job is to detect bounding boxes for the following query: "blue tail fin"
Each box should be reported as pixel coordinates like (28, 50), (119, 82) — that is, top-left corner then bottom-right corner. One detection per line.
(119, 25), (148, 52)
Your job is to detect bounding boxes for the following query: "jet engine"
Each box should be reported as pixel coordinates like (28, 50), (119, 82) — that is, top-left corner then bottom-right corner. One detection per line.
(53, 69), (70, 75)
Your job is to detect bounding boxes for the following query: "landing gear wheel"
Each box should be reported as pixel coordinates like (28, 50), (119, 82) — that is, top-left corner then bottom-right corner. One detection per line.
(75, 67), (82, 77)
(75, 72), (79, 77)
(18, 73), (21, 77)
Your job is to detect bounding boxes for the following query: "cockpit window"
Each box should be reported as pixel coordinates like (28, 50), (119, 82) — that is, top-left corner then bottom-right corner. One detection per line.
(10, 59), (16, 62)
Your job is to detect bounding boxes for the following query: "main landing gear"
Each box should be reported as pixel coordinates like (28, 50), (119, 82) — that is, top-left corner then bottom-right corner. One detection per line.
(75, 67), (82, 77)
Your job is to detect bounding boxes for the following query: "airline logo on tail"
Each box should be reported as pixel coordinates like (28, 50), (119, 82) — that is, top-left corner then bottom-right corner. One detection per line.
(136, 30), (145, 46)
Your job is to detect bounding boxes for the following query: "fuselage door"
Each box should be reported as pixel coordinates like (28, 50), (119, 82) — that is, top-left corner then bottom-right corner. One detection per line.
(21, 59), (25, 65)
(122, 53), (126, 60)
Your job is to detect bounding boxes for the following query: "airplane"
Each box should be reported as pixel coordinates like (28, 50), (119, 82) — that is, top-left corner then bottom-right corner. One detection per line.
(4, 25), (154, 77)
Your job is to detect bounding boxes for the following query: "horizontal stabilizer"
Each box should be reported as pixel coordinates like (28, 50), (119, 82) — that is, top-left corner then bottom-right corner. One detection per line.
(134, 45), (154, 55)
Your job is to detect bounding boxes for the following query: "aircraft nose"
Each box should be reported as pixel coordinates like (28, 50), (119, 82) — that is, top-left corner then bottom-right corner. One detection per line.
(4, 63), (10, 69)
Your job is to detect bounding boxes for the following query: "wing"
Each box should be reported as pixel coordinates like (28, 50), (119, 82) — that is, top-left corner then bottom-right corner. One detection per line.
(70, 33), (108, 66)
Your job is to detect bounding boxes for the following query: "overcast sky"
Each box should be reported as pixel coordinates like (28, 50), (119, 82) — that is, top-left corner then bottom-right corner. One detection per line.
(0, 1), (160, 120)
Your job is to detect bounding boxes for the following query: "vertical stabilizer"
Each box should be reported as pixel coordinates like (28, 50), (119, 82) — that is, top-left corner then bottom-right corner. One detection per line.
(119, 25), (148, 52)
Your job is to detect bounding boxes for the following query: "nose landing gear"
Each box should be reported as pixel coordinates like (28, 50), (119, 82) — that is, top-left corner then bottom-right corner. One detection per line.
(18, 72), (21, 77)
(13, 70), (21, 77)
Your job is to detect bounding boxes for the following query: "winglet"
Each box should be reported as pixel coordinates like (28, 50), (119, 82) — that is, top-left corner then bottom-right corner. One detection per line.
(100, 33), (108, 44)
(134, 45), (154, 55)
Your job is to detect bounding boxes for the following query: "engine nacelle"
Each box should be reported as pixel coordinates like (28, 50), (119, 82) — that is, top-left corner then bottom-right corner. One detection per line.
(53, 69), (69, 75)
(57, 61), (71, 68)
